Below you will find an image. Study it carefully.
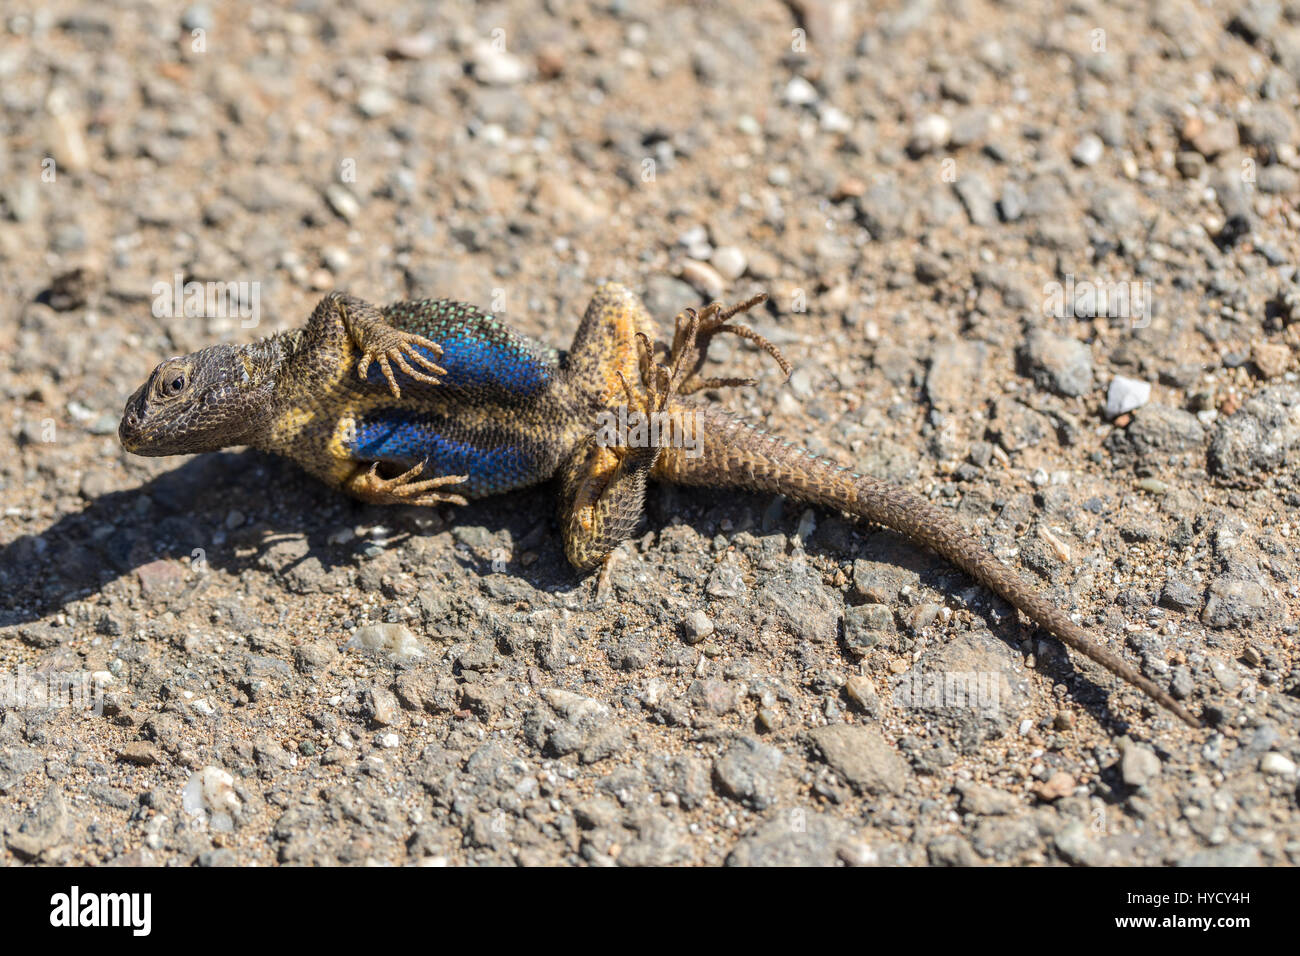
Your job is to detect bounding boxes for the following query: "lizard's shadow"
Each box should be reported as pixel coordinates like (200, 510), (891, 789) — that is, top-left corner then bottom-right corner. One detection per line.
(0, 450), (567, 630)
(3, 452), (1137, 736)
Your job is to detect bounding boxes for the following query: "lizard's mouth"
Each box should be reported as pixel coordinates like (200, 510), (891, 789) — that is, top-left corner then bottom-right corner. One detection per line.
(118, 384), (154, 454)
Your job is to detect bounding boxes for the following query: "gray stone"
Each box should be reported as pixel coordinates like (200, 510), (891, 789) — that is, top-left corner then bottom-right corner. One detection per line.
(726, 813), (859, 867)
(1054, 820), (1105, 866)
(680, 609), (714, 645)
(363, 686), (400, 727)
(1019, 329), (1094, 397)
(908, 113), (952, 156)
(753, 564), (841, 644)
(1202, 575), (1269, 628)
(1120, 742), (1161, 787)
(713, 738), (783, 809)
(894, 629), (1029, 751)
(807, 724), (907, 796)
(1208, 386), (1300, 480)
(954, 175), (998, 226)
(5, 786), (67, 860)
(956, 780), (1017, 815)
(843, 603), (895, 655)
(971, 816), (1040, 861)
(1106, 405), (1206, 463)
(1239, 103), (1297, 149)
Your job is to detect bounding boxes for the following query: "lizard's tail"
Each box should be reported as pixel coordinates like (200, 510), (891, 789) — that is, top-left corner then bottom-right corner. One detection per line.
(656, 404), (1201, 728)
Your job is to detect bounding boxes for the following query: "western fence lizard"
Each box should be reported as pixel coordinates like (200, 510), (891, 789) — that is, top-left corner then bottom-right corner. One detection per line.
(119, 283), (1200, 728)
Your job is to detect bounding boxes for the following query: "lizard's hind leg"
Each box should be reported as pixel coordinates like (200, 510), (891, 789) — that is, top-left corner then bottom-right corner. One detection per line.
(346, 461), (469, 507)
(667, 293), (792, 395)
(558, 335), (683, 574)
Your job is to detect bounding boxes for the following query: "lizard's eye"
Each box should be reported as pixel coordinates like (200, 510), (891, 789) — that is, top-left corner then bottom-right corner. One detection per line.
(154, 364), (188, 400)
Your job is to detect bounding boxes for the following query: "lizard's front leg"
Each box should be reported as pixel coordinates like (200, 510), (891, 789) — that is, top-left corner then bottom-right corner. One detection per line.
(345, 461), (469, 507)
(332, 294), (448, 398)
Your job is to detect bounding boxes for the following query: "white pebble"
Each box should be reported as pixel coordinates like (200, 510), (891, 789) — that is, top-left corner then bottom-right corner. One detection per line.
(182, 766), (240, 831)
(347, 623), (425, 659)
(1260, 752), (1297, 777)
(472, 42), (528, 85)
(710, 246), (747, 280)
(908, 114), (952, 155)
(1073, 133), (1105, 166)
(1106, 376), (1151, 418)
(819, 105), (852, 133)
(357, 85), (396, 118)
(783, 77), (818, 106)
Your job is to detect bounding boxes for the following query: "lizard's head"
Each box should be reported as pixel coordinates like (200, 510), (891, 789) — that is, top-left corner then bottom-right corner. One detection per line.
(119, 344), (274, 456)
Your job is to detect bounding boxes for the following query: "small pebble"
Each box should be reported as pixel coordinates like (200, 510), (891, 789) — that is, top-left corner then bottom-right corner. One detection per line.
(680, 259), (727, 299)
(681, 610), (714, 645)
(1072, 133), (1104, 166)
(710, 246), (747, 281)
(1252, 341), (1291, 379)
(1260, 753), (1296, 777)
(908, 114), (951, 156)
(324, 184), (361, 222)
(472, 42), (528, 85)
(1120, 743), (1161, 787)
(347, 623), (424, 659)
(1034, 771), (1075, 801)
(357, 86), (396, 118)
(782, 76), (818, 106)
(1106, 376), (1151, 419)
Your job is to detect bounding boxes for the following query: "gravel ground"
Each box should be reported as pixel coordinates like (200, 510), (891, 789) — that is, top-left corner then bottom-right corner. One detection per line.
(2, 0), (1299, 867)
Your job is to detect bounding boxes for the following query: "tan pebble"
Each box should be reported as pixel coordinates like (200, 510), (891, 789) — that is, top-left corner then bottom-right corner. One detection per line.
(680, 259), (727, 299)
(1034, 771), (1075, 801)
(832, 177), (866, 200)
(1252, 340), (1291, 379)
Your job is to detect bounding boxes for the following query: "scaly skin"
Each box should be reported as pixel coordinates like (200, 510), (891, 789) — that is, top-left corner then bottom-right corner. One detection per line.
(120, 283), (1201, 728)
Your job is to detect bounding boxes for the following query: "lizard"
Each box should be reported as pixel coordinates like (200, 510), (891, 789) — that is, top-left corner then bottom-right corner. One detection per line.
(118, 282), (1201, 728)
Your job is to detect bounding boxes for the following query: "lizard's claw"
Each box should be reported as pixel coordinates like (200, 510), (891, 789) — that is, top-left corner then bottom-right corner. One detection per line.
(618, 330), (682, 417)
(351, 461), (469, 507)
(668, 292), (791, 396)
(355, 330), (447, 399)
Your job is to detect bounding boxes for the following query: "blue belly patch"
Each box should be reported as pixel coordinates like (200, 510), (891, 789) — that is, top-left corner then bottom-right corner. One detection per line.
(363, 327), (553, 396)
(346, 409), (538, 498)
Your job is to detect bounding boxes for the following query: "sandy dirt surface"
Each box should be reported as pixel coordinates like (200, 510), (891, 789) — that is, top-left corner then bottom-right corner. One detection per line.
(1, 0), (1298, 866)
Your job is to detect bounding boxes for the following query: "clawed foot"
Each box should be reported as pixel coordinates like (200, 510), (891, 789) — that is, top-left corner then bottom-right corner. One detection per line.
(617, 330), (680, 420)
(662, 292), (791, 396)
(355, 327), (447, 399)
(350, 461), (469, 506)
